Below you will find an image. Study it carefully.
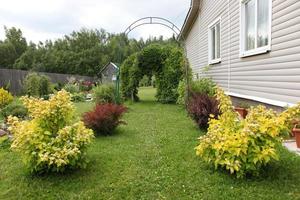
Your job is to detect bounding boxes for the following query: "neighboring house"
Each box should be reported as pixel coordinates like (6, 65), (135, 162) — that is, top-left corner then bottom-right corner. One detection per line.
(181, 0), (300, 109)
(100, 62), (119, 83)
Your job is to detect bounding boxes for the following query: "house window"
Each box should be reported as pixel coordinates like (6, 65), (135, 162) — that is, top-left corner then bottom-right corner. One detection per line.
(208, 18), (221, 64)
(240, 0), (272, 57)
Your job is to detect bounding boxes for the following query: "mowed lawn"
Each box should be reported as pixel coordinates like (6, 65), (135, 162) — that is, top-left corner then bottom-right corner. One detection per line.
(1, 87), (300, 200)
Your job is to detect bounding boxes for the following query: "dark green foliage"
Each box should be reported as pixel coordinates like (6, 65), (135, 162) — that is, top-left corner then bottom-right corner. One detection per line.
(23, 73), (52, 97)
(191, 78), (216, 97)
(120, 53), (140, 101)
(4, 26), (27, 58)
(1, 101), (28, 119)
(0, 42), (18, 68)
(137, 44), (164, 75)
(93, 84), (116, 104)
(0, 27), (27, 68)
(53, 82), (65, 91)
(155, 46), (184, 103)
(23, 73), (41, 97)
(38, 75), (52, 96)
(120, 44), (185, 103)
(0, 26), (178, 76)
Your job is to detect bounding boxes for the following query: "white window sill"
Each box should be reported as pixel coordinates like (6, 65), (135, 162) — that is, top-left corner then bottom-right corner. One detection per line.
(239, 46), (271, 58)
(226, 91), (295, 108)
(208, 58), (221, 65)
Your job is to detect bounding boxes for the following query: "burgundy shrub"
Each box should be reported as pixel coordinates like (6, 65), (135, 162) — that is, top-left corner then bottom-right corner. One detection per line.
(83, 104), (127, 135)
(187, 92), (220, 129)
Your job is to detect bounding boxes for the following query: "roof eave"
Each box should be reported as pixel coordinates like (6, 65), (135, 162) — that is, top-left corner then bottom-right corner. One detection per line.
(100, 62), (119, 73)
(179, 0), (201, 40)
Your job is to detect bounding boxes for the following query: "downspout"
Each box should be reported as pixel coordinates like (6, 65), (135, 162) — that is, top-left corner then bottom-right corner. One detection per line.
(227, 0), (231, 92)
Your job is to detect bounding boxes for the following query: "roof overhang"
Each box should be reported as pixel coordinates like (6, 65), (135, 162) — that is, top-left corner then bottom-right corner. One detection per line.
(100, 62), (119, 73)
(179, 0), (201, 40)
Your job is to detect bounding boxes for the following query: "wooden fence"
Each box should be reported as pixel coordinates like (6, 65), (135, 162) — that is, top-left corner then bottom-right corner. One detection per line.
(0, 68), (97, 95)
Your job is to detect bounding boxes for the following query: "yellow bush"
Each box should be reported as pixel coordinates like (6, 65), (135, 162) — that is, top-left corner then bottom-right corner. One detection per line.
(196, 87), (300, 178)
(0, 88), (13, 108)
(7, 90), (94, 173)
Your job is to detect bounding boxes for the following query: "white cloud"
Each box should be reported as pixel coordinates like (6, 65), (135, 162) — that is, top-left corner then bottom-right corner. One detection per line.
(0, 0), (190, 43)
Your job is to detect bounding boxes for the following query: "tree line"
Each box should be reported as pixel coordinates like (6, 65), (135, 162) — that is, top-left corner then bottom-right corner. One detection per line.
(0, 26), (178, 76)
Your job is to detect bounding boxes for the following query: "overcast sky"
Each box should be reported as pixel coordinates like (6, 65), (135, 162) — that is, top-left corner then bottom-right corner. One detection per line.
(0, 0), (190, 43)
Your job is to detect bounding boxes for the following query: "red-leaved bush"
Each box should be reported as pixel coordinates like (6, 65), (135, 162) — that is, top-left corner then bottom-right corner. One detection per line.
(187, 92), (220, 129)
(83, 104), (127, 135)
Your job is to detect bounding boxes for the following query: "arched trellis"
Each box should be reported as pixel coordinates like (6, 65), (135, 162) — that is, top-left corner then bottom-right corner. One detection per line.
(124, 17), (182, 38)
(115, 17), (189, 103)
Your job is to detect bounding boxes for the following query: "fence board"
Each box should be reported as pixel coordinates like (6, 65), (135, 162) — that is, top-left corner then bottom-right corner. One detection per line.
(0, 68), (97, 95)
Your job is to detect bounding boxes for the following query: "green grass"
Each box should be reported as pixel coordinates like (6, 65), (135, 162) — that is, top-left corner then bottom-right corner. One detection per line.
(1, 87), (300, 199)
(0, 114), (3, 123)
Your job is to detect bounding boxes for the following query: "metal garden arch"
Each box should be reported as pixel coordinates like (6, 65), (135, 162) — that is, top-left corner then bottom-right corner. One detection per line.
(115, 17), (189, 103)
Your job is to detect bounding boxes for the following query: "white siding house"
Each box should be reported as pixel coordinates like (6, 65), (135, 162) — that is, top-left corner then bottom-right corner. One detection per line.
(181, 0), (300, 108)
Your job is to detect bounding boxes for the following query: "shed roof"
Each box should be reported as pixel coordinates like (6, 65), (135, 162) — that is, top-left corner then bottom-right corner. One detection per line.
(100, 62), (119, 73)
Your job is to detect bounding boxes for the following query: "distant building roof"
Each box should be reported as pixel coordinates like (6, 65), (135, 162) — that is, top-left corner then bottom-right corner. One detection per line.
(100, 62), (119, 73)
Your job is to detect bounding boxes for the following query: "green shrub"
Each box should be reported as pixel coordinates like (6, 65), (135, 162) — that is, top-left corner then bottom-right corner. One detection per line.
(63, 83), (80, 94)
(155, 46), (184, 103)
(120, 53), (140, 101)
(191, 78), (216, 97)
(71, 93), (86, 102)
(53, 82), (65, 91)
(139, 75), (151, 87)
(0, 88), (13, 108)
(7, 91), (94, 173)
(93, 84), (115, 104)
(38, 75), (52, 96)
(195, 87), (300, 178)
(1, 101), (28, 119)
(23, 73), (52, 97)
(23, 73), (40, 97)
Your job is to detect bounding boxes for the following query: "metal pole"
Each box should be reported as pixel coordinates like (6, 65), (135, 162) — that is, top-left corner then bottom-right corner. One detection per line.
(181, 41), (190, 103)
(115, 67), (120, 104)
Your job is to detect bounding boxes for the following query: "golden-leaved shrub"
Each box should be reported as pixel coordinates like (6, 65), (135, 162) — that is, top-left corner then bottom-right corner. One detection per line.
(196, 87), (300, 178)
(7, 90), (94, 173)
(0, 88), (13, 108)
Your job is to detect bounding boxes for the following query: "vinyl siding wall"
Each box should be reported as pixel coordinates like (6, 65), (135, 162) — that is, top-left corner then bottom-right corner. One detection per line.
(185, 0), (300, 106)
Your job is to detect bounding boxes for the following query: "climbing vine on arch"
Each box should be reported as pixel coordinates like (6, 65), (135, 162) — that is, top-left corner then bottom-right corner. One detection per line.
(120, 44), (185, 103)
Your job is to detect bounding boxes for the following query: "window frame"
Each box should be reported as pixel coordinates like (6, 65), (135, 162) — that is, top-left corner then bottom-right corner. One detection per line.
(240, 0), (272, 58)
(208, 17), (221, 65)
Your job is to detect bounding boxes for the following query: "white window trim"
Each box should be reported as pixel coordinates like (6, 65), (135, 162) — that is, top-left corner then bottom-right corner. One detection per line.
(208, 17), (221, 65)
(239, 0), (272, 58)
